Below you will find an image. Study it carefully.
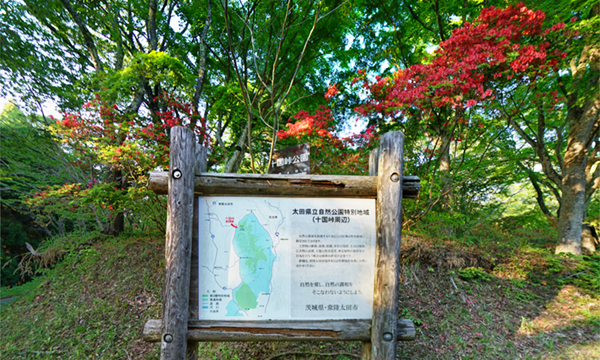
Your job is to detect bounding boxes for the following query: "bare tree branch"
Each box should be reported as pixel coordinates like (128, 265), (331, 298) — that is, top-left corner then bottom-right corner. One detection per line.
(58, 0), (103, 72)
(193, 0), (213, 112)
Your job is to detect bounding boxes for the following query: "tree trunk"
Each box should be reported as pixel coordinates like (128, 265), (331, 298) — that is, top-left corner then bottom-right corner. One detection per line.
(556, 158), (586, 255)
(105, 167), (125, 236)
(555, 16), (600, 254)
(439, 131), (452, 207)
(555, 95), (599, 254)
(556, 42), (599, 253)
(224, 128), (248, 173)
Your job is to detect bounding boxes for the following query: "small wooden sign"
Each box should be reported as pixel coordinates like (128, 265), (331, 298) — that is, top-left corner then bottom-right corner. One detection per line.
(269, 143), (310, 174)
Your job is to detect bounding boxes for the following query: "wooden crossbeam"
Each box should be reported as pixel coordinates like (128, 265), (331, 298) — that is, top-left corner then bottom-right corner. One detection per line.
(149, 172), (420, 198)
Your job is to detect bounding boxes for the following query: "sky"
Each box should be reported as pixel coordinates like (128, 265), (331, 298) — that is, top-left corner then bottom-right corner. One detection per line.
(0, 96), (59, 117)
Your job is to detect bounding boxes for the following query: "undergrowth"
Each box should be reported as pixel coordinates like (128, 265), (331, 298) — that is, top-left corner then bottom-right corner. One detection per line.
(13, 231), (108, 281)
(1, 220), (598, 359)
(1, 234), (163, 359)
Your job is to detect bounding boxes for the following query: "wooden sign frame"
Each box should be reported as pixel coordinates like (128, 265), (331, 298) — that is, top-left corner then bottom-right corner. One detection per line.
(144, 127), (417, 360)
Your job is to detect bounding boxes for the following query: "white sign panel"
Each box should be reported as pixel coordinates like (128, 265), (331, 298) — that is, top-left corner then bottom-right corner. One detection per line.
(198, 196), (376, 320)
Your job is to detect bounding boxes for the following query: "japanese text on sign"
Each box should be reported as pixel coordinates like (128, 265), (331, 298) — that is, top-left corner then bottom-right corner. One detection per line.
(198, 197), (376, 320)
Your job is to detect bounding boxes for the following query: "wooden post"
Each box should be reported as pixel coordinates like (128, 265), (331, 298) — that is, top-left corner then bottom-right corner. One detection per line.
(361, 148), (380, 360)
(187, 145), (207, 360)
(368, 148), (379, 177)
(371, 132), (404, 359)
(162, 127), (196, 360)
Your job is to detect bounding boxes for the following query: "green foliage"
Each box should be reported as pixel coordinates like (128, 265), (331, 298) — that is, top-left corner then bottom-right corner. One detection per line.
(506, 286), (541, 302)
(456, 267), (492, 281)
(25, 184), (98, 234)
(0, 103), (70, 286)
(24, 183), (168, 236)
(565, 253), (600, 294)
(401, 308), (423, 326)
(104, 51), (194, 101)
(0, 276), (43, 299)
(0, 0), (87, 110)
(0, 103), (71, 205)
(0, 234), (164, 359)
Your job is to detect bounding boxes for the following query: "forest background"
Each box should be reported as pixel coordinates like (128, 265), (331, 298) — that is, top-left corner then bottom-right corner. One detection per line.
(0, 0), (598, 301)
(0, 0), (599, 358)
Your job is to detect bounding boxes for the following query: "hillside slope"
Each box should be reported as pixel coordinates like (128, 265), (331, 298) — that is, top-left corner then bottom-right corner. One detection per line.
(1, 233), (598, 359)
(1, 236), (164, 359)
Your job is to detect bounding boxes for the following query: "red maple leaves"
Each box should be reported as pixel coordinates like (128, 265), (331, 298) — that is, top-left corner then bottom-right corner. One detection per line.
(356, 2), (568, 122)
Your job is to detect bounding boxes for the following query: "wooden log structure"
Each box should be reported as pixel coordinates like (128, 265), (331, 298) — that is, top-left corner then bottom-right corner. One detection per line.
(148, 172), (420, 198)
(161, 127), (197, 359)
(371, 132), (404, 359)
(361, 147), (379, 360)
(149, 127), (416, 360)
(143, 319), (416, 343)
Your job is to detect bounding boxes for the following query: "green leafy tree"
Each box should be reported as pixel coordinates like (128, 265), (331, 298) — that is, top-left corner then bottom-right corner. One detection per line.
(0, 103), (73, 234)
(359, 2), (598, 254)
(183, 0), (355, 173)
(0, 103), (72, 286)
(473, 1), (599, 254)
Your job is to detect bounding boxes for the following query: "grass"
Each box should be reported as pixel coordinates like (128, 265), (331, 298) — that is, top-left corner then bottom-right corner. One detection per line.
(1, 228), (598, 359)
(1, 235), (164, 359)
(0, 276), (44, 299)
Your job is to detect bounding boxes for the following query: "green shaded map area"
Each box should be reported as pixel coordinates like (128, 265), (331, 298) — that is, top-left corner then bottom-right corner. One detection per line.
(234, 282), (258, 309)
(227, 212), (276, 315)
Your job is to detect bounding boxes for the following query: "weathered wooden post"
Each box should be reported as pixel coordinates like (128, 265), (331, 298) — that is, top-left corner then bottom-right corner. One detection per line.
(371, 132), (404, 359)
(162, 127), (196, 359)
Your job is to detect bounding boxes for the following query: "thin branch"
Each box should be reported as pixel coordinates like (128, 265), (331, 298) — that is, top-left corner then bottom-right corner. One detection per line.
(222, 0), (256, 173)
(554, 124), (565, 170)
(277, 5), (321, 109)
(193, 0), (213, 112)
(58, 0), (104, 72)
(433, 0), (447, 41)
(405, 2), (436, 34)
(147, 0), (158, 51)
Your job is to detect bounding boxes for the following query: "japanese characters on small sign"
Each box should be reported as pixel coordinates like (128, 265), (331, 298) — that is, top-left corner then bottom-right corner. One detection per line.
(270, 143), (310, 174)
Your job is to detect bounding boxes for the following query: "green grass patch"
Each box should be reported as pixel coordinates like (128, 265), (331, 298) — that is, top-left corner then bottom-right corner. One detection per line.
(0, 276), (44, 300)
(0, 234), (163, 359)
(456, 267), (492, 281)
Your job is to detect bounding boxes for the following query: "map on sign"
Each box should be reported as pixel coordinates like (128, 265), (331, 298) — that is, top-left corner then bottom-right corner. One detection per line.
(198, 197), (376, 320)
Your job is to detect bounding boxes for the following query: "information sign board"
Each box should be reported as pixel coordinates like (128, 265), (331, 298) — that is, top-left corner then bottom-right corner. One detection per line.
(198, 196), (376, 320)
